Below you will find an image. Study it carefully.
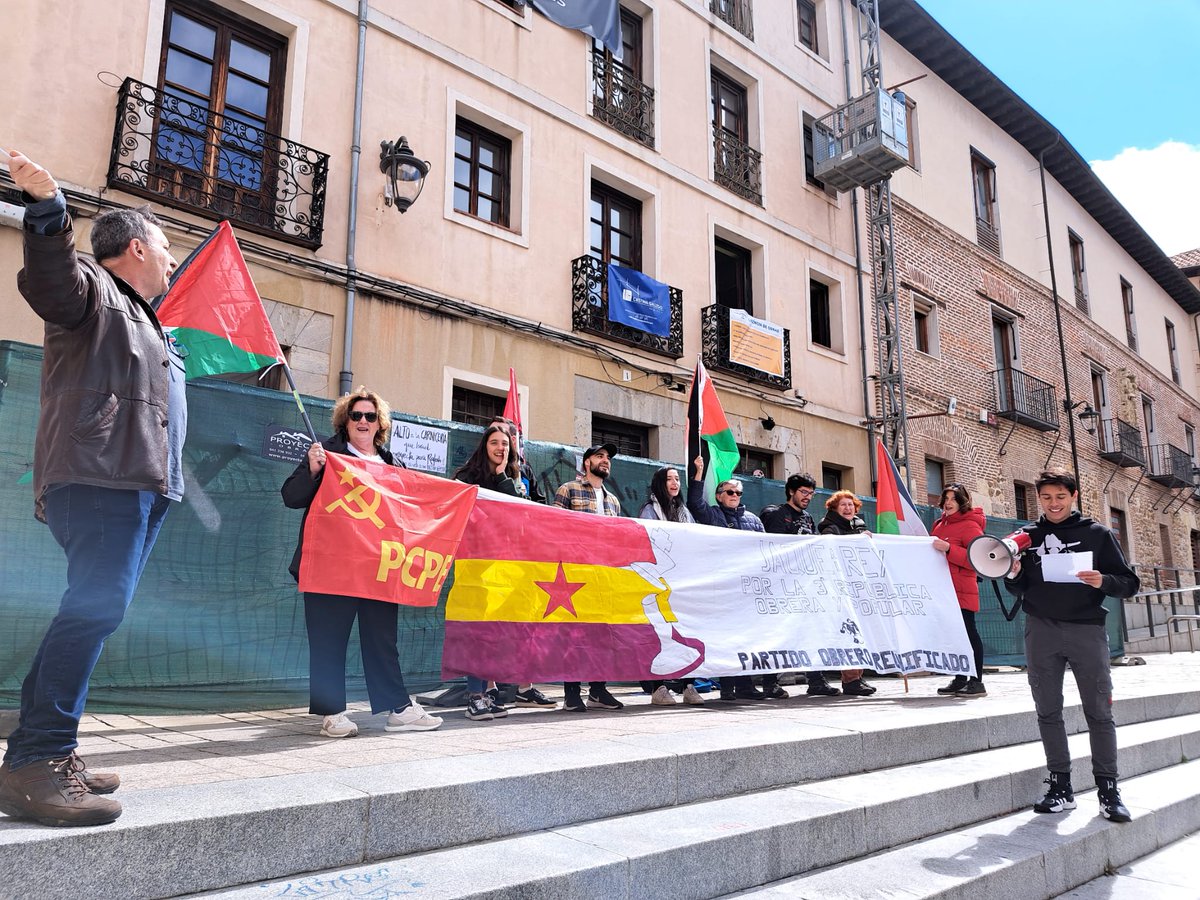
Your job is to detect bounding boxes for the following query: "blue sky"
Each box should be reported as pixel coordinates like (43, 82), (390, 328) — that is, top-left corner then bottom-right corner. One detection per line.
(917, 0), (1200, 254)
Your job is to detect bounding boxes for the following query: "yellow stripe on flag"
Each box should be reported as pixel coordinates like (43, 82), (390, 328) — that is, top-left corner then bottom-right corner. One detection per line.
(447, 560), (668, 625)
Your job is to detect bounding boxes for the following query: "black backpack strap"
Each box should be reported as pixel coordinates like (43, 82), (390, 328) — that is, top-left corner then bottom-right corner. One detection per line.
(991, 578), (1022, 622)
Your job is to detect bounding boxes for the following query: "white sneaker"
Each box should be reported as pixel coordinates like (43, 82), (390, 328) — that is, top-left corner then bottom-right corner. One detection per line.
(651, 685), (678, 706)
(386, 702), (443, 732)
(681, 685), (705, 705)
(320, 711), (358, 738)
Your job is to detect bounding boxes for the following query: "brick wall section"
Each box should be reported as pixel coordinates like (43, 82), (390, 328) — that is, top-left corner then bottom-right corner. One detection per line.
(886, 197), (1200, 577)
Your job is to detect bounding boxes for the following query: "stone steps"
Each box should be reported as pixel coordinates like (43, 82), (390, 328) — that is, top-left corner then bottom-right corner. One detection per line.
(195, 711), (1200, 900)
(2, 689), (1198, 900)
(723, 761), (1200, 899)
(1057, 829), (1200, 898)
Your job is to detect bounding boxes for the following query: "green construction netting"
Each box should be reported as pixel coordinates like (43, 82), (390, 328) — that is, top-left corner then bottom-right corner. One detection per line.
(0, 339), (1117, 713)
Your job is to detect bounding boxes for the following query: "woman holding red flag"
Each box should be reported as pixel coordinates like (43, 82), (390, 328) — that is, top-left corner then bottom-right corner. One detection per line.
(282, 388), (443, 737)
(931, 483), (987, 697)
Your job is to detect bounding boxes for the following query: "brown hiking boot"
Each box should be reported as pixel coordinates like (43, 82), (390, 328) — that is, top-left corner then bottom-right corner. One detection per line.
(0, 756), (122, 827)
(69, 753), (121, 794)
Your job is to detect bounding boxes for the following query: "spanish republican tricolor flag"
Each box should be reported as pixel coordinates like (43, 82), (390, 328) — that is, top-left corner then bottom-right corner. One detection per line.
(299, 453), (478, 606)
(157, 221), (285, 380)
(874, 439), (928, 536)
(442, 495), (705, 683)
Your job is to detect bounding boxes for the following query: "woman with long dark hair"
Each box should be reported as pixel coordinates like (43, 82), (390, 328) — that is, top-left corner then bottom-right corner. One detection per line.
(638, 465), (695, 524)
(637, 466), (701, 706)
(931, 483), (987, 697)
(453, 424), (558, 719)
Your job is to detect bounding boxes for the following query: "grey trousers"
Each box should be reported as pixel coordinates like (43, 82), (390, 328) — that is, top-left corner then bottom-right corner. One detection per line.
(1024, 614), (1118, 780)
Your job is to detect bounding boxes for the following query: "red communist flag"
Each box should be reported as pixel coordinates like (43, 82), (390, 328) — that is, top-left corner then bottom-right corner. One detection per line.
(299, 453), (477, 605)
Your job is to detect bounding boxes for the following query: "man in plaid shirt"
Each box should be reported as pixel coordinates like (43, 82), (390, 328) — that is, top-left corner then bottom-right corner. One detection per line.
(553, 444), (623, 711)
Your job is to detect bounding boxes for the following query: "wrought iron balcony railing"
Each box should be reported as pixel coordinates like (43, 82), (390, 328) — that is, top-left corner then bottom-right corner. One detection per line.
(591, 49), (655, 148)
(991, 367), (1059, 431)
(1097, 417), (1145, 468)
(1147, 443), (1195, 489)
(710, 0), (754, 40)
(701, 303), (791, 390)
(108, 78), (329, 249)
(713, 128), (762, 205)
(571, 255), (683, 359)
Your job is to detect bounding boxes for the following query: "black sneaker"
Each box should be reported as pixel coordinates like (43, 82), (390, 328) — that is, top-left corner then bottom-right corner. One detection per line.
(937, 675), (968, 695)
(587, 688), (624, 710)
(764, 684), (790, 700)
(842, 678), (876, 696)
(734, 687), (766, 700)
(958, 678), (986, 697)
(806, 678), (841, 697)
(485, 687), (507, 710)
(562, 695), (588, 712)
(1097, 778), (1132, 822)
(464, 695), (494, 722)
(514, 687), (557, 708)
(1033, 773), (1076, 814)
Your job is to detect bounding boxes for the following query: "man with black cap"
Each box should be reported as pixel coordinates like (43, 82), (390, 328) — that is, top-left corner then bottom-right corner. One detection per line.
(552, 443), (624, 712)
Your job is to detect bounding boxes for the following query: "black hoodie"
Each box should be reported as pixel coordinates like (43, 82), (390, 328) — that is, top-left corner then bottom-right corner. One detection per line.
(1004, 511), (1139, 625)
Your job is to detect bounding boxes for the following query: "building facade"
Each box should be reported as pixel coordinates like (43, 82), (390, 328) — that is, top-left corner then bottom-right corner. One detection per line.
(2, 0), (1197, 572)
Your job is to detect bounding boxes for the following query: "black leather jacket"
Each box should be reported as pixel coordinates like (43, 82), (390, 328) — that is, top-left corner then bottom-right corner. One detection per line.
(19, 220), (172, 521)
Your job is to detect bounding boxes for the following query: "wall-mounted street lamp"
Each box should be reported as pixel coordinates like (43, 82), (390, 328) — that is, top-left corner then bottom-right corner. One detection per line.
(379, 137), (430, 213)
(1077, 403), (1100, 435)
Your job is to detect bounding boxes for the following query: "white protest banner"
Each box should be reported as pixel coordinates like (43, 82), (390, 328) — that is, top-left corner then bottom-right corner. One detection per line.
(389, 422), (449, 473)
(443, 496), (976, 683)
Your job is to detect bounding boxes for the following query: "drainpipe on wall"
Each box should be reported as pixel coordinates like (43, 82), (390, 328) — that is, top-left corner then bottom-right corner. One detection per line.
(339, 0), (369, 396)
(840, 0), (877, 483)
(1038, 132), (1085, 509)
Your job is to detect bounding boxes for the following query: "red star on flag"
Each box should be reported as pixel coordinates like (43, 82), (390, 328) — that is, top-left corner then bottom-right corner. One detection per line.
(535, 562), (586, 619)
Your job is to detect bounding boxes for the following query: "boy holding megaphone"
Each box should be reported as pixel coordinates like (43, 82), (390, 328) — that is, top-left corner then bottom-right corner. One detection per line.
(1002, 468), (1139, 824)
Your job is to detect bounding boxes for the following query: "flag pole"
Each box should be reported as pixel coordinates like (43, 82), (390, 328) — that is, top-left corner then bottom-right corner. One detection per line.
(276, 362), (319, 444)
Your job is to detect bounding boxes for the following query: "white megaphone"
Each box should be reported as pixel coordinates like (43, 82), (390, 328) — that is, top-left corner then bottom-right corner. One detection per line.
(967, 530), (1033, 579)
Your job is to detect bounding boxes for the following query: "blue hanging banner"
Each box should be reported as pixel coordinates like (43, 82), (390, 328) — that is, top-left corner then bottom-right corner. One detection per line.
(528, 0), (623, 60)
(607, 263), (670, 338)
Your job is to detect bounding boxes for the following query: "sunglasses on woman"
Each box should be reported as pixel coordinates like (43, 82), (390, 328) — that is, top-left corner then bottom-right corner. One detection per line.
(348, 410), (378, 422)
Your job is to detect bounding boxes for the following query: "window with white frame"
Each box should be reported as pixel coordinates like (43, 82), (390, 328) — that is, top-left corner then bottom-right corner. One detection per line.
(446, 95), (528, 243)
(808, 270), (843, 353)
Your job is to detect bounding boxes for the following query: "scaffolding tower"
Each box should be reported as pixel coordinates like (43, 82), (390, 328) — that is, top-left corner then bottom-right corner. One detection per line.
(813, 0), (913, 485)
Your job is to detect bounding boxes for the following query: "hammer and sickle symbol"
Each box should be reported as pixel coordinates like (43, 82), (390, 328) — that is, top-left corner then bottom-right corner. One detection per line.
(325, 475), (385, 529)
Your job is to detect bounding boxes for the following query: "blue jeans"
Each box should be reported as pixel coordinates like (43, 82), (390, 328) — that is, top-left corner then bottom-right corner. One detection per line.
(4, 485), (171, 769)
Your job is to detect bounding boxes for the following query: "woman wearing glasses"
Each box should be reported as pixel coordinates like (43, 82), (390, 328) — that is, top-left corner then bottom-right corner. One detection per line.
(930, 483), (987, 697)
(282, 388), (443, 738)
(818, 491), (877, 696)
(688, 456), (766, 701)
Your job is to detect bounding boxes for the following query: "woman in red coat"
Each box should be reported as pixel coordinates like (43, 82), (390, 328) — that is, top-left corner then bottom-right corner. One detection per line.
(931, 484), (987, 697)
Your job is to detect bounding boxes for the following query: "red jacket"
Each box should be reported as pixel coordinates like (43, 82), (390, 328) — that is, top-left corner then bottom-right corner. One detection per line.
(931, 507), (986, 611)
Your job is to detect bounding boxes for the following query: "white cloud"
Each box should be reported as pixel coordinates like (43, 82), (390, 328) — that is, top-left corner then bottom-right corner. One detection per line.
(1090, 141), (1200, 257)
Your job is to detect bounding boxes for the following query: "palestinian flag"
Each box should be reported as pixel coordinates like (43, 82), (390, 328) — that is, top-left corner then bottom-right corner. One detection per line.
(686, 359), (740, 506)
(875, 438), (928, 536)
(157, 221), (284, 380)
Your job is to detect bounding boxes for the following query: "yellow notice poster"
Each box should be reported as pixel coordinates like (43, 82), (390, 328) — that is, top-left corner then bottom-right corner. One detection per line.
(728, 309), (784, 376)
